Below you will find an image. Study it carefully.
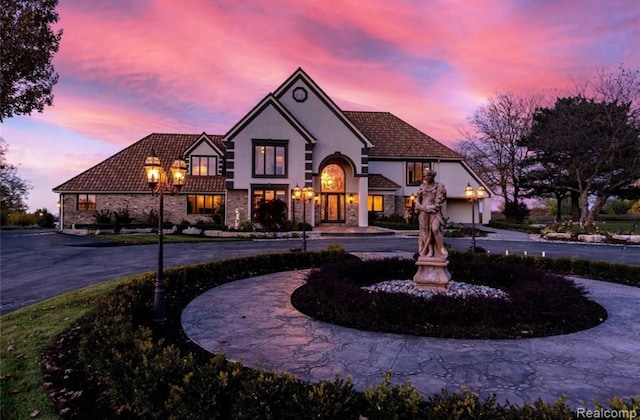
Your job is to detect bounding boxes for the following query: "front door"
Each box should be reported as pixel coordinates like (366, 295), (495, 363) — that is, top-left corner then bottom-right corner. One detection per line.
(322, 193), (344, 222)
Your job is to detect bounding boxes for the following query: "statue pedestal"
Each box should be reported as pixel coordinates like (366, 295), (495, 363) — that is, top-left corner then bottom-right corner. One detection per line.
(413, 256), (451, 293)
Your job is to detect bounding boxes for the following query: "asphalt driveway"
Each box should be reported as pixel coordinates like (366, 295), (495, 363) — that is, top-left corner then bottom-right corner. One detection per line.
(1, 229), (638, 315)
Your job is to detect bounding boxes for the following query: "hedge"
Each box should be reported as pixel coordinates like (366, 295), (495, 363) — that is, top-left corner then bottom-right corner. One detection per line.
(44, 249), (639, 418)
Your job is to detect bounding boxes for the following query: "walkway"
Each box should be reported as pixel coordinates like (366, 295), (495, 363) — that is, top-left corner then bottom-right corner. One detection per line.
(182, 253), (640, 409)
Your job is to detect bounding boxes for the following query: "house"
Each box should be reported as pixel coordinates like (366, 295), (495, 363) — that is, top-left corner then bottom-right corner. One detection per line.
(53, 68), (491, 230)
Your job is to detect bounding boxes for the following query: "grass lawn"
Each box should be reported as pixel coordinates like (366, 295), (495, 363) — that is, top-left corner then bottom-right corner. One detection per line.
(0, 279), (127, 419)
(98, 233), (252, 245)
(594, 220), (640, 234)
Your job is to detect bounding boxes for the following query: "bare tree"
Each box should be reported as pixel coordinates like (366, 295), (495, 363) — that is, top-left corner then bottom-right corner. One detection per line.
(456, 92), (543, 220)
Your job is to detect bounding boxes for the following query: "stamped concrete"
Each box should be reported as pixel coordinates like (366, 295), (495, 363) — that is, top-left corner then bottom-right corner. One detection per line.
(182, 256), (640, 409)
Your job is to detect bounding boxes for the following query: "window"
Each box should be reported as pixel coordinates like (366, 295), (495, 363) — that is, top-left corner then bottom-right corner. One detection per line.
(191, 156), (217, 176)
(252, 187), (287, 218)
(187, 194), (224, 214)
(77, 194), (96, 211)
(253, 141), (287, 176)
(406, 161), (431, 185)
(367, 195), (384, 212)
(320, 164), (345, 192)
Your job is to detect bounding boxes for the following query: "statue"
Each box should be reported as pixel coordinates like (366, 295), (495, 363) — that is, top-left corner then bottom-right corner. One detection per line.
(413, 169), (451, 292)
(416, 169), (447, 258)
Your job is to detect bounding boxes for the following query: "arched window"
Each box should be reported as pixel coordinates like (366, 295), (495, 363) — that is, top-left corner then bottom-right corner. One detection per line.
(320, 164), (345, 192)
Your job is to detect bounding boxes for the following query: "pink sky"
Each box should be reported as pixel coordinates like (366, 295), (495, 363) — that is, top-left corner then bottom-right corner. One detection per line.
(3, 0), (639, 212)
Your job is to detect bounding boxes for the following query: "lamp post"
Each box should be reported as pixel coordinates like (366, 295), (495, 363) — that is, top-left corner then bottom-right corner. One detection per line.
(144, 149), (187, 324)
(293, 184), (313, 251)
(464, 183), (485, 254)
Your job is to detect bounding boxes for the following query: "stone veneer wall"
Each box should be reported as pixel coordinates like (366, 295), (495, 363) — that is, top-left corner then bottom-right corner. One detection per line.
(225, 190), (249, 228)
(395, 195), (409, 218)
(61, 193), (221, 229)
(345, 199), (358, 226)
(383, 193), (396, 217)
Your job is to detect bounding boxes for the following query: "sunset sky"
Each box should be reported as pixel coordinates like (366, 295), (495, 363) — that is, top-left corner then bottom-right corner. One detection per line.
(3, 0), (639, 212)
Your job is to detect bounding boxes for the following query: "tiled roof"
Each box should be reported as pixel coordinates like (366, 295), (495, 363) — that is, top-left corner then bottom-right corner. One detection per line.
(53, 133), (226, 193)
(344, 111), (460, 159)
(368, 173), (401, 190)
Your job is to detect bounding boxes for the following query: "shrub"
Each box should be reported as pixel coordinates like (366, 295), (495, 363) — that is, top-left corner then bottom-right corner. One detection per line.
(254, 199), (287, 232)
(503, 201), (529, 223)
(93, 209), (112, 224)
(141, 208), (158, 227)
(113, 206), (131, 224)
(35, 208), (56, 228)
(291, 257), (607, 339)
(7, 212), (37, 226)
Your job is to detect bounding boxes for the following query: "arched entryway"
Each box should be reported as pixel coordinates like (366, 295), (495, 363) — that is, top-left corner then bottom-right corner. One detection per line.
(320, 163), (346, 223)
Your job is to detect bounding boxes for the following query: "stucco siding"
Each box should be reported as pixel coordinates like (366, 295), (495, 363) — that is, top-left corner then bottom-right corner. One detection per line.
(230, 106), (310, 189)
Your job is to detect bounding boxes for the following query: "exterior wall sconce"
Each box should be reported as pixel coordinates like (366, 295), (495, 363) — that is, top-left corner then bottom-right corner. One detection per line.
(464, 182), (485, 254)
(314, 193), (320, 206)
(143, 149), (187, 324)
(348, 194), (354, 205)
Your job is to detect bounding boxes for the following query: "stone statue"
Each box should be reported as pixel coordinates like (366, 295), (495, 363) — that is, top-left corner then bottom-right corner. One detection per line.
(413, 169), (451, 292)
(416, 169), (447, 258)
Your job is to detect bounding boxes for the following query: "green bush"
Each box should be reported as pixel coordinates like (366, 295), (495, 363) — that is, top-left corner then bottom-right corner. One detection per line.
(6, 212), (37, 226)
(488, 219), (542, 234)
(35, 208), (56, 228)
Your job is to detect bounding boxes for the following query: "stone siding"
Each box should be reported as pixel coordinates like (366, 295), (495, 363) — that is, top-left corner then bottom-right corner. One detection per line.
(60, 193), (218, 229)
(226, 190), (249, 228)
(383, 193), (395, 217)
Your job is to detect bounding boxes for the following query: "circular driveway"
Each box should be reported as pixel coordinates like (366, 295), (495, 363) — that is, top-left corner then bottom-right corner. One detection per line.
(182, 258), (640, 409)
(2, 229), (639, 315)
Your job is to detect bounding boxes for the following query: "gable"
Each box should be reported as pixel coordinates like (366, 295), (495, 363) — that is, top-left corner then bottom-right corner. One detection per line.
(273, 68), (373, 149)
(223, 94), (316, 144)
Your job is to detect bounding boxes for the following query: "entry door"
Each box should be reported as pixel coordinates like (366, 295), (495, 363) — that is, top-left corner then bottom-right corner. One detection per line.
(322, 193), (344, 222)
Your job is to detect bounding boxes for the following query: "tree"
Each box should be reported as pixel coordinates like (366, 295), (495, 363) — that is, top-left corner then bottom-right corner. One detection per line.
(253, 199), (288, 232)
(1, 0), (63, 120)
(0, 139), (32, 224)
(35, 207), (55, 228)
(456, 92), (543, 221)
(524, 96), (640, 223)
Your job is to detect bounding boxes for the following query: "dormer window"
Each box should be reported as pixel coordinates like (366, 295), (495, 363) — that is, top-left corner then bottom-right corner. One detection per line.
(191, 156), (217, 176)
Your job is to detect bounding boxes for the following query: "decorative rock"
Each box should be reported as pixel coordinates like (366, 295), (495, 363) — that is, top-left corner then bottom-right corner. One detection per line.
(612, 235), (640, 244)
(363, 279), (509, 301)
(119, 228), (154, 234)
(182, 227), (202, 235)
(578, 234), (606, 243)
(545, 232), (572, 240)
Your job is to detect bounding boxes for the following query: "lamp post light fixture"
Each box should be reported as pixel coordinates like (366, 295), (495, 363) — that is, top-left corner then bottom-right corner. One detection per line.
(144, 149), (187, 324)
(464, 183), (485, 253)
(293, 184), (314, 251)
